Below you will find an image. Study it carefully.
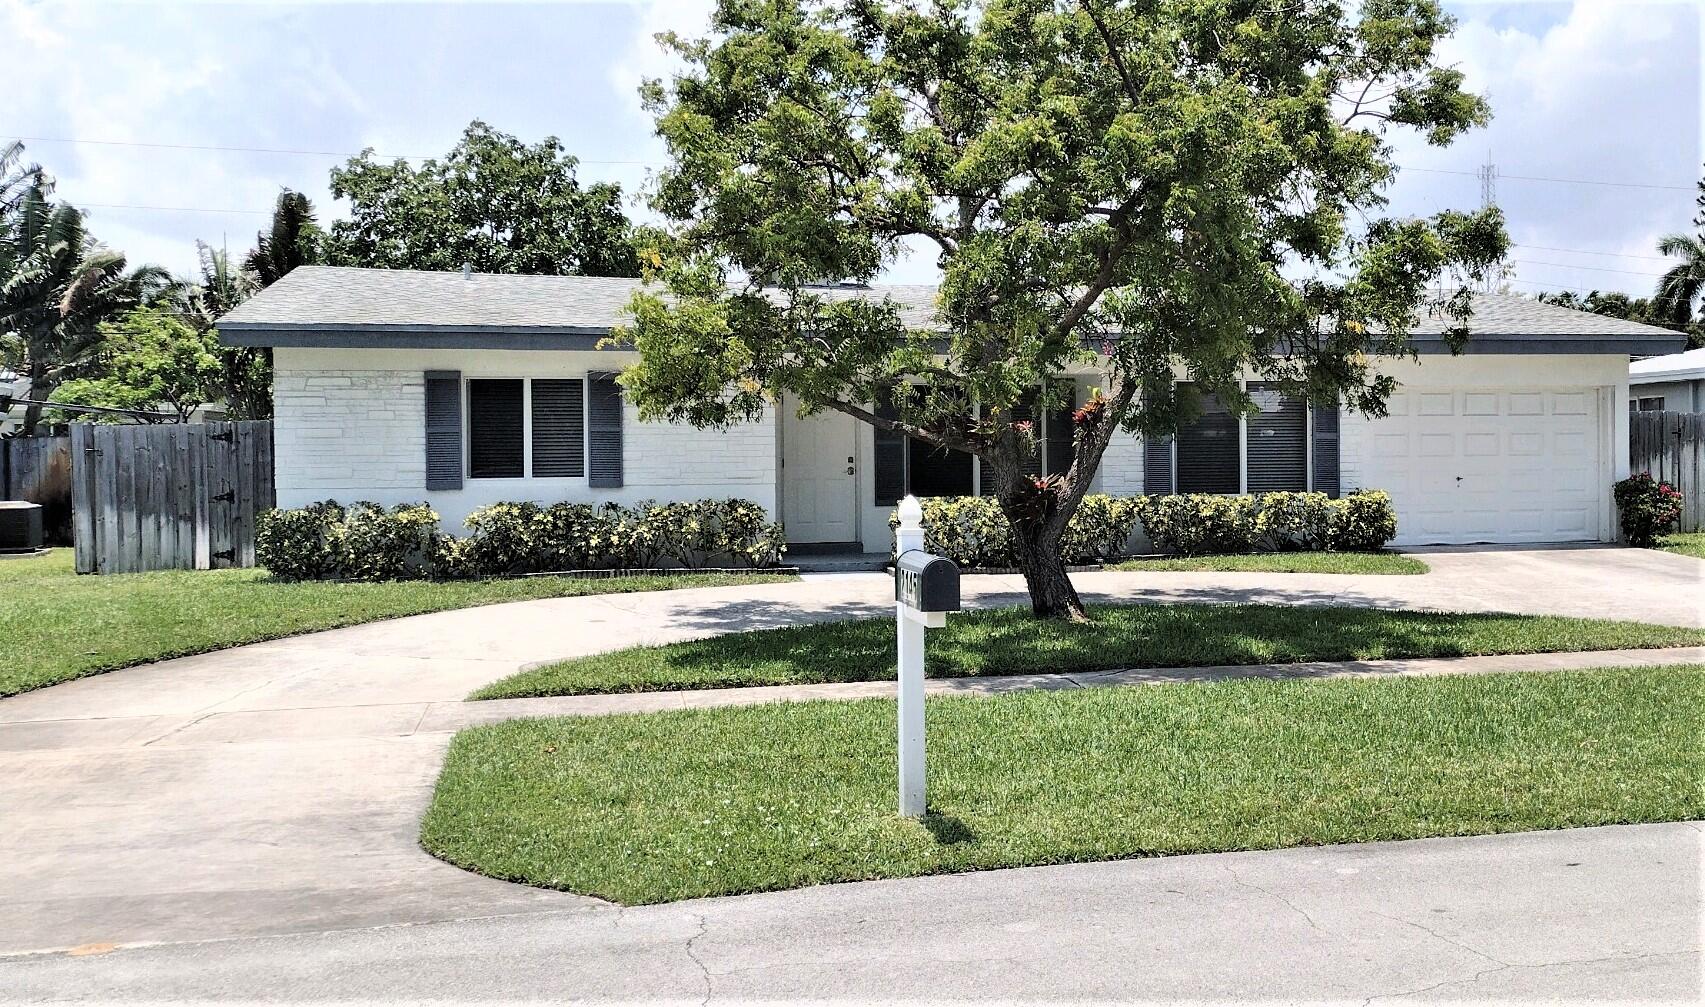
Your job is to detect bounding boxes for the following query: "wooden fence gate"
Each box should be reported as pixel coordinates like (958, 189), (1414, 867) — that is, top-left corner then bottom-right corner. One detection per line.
(1630, 410), (1704, 534)
(70, 421), (275, 574)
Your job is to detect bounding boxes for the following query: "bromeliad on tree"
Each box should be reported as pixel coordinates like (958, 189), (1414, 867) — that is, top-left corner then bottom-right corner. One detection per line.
(615, 0), (1509, 620)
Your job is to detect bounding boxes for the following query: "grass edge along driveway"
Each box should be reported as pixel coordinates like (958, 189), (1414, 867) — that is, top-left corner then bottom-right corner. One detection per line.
(1, 549), (795, 698)
(1110, 551), (1427, 574)
(474, 602), (1705, 699)
(424, 664), (1705, 905)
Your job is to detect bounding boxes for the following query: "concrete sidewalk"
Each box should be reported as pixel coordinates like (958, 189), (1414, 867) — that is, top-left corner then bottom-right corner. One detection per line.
(4, 823), (1698, 1003)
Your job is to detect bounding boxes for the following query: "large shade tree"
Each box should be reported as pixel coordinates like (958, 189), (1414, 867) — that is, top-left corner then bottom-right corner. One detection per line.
(325, 120), (641, 277)
(0, 184), (168, 435)
(620, 0), (1508, 619)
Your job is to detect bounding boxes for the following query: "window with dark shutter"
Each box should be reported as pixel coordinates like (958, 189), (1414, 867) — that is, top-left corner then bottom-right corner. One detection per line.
(908, 439), (974, 497)
(1246, 382), (1307, 492)
(530, 379), (585, 478)
(424, 371), (463, 491)
(467, 379), (524, 479)
(586, 372), (624, 488)
(1143, 435), (1174, 495)
(1176, 388), (1240, 494)
(1312, 401), (1340, 498)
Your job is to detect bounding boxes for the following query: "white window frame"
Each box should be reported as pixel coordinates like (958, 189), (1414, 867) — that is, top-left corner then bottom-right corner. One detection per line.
(1172, 379), (1315, 495)
(464, 375), (590, 481)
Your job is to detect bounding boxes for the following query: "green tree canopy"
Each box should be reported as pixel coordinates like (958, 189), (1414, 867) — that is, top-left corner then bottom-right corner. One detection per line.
(325, 120), (641, 277)
(620, 0), (1508, 618)
(49, 306), (223, 423)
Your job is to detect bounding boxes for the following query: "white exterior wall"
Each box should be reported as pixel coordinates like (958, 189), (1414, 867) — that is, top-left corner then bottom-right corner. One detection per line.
(273, 347), (777, 532)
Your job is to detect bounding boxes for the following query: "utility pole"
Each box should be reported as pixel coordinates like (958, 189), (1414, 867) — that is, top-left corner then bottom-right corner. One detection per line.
(1477, 150), (1507, 293)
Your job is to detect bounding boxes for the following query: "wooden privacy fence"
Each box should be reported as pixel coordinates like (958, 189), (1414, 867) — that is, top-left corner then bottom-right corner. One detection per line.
(1, 435), (72, 543)
(1630, 411), (1705, 534)
(71, 421), (275, 574)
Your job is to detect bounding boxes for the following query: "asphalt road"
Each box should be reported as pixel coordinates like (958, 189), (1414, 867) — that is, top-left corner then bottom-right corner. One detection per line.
(4, 822), (1698, 1004)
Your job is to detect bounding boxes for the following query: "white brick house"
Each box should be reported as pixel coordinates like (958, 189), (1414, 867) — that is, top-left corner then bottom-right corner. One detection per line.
(220, 266), (1686, 551)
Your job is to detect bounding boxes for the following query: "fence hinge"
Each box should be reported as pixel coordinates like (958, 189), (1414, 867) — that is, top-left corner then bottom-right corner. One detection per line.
(212, 548), (235, 563)
(211, 489), (236, 504)
(208, 430), (235, 443)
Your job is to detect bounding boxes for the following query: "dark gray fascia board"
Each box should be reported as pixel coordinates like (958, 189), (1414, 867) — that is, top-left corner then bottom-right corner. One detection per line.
(1406, 333), (1688, 355)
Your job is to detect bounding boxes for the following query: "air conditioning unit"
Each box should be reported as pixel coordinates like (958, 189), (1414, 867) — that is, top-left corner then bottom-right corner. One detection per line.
(0, 501), (43, 553)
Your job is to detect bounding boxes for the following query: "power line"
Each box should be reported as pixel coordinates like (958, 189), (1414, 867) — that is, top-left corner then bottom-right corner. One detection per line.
(1511, 258), (1667, 278)
(1511, 242), (1677, 263)
(1404, 165), (1693, 193)
(81, 201), (268, 216)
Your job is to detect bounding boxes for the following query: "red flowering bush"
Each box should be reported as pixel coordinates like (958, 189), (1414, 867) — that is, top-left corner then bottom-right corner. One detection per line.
(1612, 472), (1684, 547)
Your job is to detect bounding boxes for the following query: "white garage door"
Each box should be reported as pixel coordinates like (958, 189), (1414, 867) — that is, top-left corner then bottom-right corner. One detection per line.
(1355, 388), (1606, 545)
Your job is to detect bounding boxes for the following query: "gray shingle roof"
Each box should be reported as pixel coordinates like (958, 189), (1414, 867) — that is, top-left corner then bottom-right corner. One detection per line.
(219, 265), (1686, 353)
(218, 265), (943, 332)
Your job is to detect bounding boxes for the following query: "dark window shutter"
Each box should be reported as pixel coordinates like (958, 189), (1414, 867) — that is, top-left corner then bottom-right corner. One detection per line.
(1044, 379), (1075, 478)
(874, 391), (906, 506)
(908, 439), (975, 498)
(1143, 435), (1173, 495)
(531, 379), (585, 478)
(1246, 382), (1308, 492)
(468, 379), (524, 479)
(587, 371), (624, 488)
(1176, 388), (1240, 494)
(424, 371), (462, 491)
(1312, 401), (1341, 498)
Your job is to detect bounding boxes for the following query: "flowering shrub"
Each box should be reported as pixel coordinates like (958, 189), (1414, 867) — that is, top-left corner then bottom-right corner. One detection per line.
(1613, 473), (1684, 547)
(258, 497), (786, 580)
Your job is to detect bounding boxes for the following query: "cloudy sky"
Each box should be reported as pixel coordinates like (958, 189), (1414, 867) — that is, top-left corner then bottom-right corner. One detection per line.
(4, 0), (1699, 301)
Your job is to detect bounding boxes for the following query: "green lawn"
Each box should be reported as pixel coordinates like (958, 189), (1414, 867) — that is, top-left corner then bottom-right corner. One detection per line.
(0, 549), (794, 698)
(474, 602), (1705, 699)
(1657, 532), (1705, 560)
(1110, 551), (1427, 574)
(424, 665), (1705, 905)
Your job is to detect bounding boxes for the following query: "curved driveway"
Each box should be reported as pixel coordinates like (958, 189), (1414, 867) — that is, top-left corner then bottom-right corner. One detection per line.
(2, 546), (1700, 957)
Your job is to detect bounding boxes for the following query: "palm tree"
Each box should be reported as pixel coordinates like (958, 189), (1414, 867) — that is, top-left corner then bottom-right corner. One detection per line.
(1654, 232), (1705, 327)
(244, 189), (322, 287)
(185, 240), (257, 326)
(0, 140), (51, 216)
(0, 184), (168, 435)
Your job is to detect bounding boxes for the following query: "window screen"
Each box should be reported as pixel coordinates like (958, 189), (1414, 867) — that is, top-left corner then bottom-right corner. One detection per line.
(1246, 382), (1308, 492)
(530, 379), (585, 477)
(1175, 388), (1240, 494)
(468, 379), (524, 479)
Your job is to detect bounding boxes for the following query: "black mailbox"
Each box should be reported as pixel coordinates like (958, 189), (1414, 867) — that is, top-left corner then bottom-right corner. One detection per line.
(894, 551), (961, 612)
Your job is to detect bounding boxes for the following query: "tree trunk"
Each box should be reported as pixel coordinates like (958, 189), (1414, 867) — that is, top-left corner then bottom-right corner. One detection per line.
(1012, 523), (1087, 620)
(19, 358), (46, 437)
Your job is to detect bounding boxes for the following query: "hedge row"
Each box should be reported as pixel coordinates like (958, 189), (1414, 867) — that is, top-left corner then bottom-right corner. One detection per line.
(892, 491), (1398, 567)
(256, 498), (787, 582)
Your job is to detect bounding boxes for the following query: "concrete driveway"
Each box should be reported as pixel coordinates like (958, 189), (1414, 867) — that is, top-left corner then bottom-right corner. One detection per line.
(1, 546), (1699, 969)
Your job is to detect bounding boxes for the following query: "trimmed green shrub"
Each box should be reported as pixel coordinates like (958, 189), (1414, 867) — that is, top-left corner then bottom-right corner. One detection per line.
(256, 500), (351, 581)
(258, 497), (786, 581)
(890, 494), (1141, 567)
(893, 490), (1398, 566)
(1613, 473), (1685, 547)
(343, 502), (447, 581)
(1133, 494), (1256, 555)
(1324, 490), (1399, 552)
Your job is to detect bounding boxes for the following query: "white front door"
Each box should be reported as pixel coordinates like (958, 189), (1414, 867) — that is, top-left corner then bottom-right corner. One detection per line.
(1356, 387), (1606, 545)
(781, 397), (858, 544)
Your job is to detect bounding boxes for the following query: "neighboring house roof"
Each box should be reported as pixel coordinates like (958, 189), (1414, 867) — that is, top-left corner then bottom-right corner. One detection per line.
(1630, 347), (1705, 384)
(218, 265), (1688, 355)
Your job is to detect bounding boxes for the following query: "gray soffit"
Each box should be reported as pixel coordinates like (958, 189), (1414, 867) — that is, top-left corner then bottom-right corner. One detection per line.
(217, 265), (1687, 356)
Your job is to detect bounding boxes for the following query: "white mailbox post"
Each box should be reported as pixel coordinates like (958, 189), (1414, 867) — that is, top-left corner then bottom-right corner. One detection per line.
(892, 495), (961, 818)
